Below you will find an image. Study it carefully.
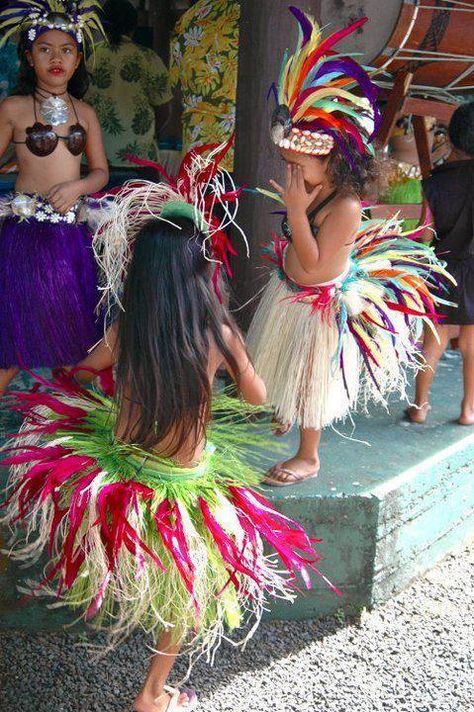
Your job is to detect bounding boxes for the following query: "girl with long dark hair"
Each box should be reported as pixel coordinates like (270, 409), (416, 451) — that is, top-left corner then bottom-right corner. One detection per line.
(0, 1), (108, 397)
(1, 147), (337, 711)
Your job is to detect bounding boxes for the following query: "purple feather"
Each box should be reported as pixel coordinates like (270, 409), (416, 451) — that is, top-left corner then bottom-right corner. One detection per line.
(289, 6), (313, 47)
(267, 82), (279, 106)
(299, 57), (381, 140)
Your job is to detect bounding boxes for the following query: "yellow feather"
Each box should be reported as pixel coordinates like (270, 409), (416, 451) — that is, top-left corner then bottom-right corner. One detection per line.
(293, 87), (371, 123)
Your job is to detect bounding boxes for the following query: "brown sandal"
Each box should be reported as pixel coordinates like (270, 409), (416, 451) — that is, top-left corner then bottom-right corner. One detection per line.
(263, 464), (319, 487)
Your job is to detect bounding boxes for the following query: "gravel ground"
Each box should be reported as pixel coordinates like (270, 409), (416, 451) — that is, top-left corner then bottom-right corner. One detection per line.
(1, 539), (473, 712)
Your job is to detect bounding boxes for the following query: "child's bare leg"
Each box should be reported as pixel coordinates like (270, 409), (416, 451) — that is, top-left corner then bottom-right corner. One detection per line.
(264, 427), (320, 486)
(458, 325), (474, 425)
(134, 631), (191, 712)
(408, 325), (454, 423)
(0, 368), (20, 399)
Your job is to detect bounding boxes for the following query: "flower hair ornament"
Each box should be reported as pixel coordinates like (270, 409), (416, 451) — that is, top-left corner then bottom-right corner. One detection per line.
(0, 1), (105, 51)
(270, 6), (381, 163)
(93, 139), (249, 315)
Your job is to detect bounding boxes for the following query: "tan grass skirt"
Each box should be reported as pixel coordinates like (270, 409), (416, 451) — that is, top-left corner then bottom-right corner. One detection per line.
(247, 275), (360, 430)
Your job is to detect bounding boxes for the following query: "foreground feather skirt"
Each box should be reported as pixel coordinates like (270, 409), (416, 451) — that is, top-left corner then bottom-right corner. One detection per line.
(0, 375), (337, 658)
(247, 217), (455, 430)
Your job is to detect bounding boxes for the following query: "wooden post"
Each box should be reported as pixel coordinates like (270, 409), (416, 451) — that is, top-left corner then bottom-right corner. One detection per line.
(232, 1), (322, 330)
(412, 115), (433, 180)
(376, 71), (414, 148)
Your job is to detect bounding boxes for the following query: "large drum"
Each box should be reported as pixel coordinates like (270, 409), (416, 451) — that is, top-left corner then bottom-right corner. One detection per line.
(321, 0), (474, 97)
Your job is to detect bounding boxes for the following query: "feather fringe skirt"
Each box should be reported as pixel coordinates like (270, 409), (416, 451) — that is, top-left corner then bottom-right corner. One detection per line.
(0, 374), (338, 661)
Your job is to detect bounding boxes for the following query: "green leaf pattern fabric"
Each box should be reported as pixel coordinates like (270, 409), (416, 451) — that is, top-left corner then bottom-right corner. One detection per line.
(87, 37), (172, 167)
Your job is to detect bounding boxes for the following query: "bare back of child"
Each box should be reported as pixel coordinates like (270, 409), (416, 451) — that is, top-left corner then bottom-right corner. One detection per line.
(71, 215), (266, 712)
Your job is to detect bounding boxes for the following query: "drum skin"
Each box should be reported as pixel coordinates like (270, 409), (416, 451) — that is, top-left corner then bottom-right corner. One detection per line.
(374, 0), (474, 91)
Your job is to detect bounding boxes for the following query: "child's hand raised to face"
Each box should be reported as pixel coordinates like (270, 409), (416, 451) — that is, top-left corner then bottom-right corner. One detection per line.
(270, 164), (322, 215)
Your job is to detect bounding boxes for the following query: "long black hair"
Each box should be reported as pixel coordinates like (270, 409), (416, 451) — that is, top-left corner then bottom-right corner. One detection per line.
(116, 217), (240, 455)
(15, 30), (90, 98)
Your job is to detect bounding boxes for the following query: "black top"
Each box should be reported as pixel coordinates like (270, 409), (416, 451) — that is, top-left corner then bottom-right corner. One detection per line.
(422, 160), (474, 261)
(281, 190), (338, 242)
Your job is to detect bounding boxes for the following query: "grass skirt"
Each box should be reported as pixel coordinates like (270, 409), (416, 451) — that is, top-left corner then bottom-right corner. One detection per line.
(247, 217), (455, 430)
(0, 374), (336, 659)
(247, 274), (360, 429)
(0, 211), (101, 369)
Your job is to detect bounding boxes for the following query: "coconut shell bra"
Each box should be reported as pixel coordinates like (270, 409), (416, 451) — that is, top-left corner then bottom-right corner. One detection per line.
(13, 95), (87, 157)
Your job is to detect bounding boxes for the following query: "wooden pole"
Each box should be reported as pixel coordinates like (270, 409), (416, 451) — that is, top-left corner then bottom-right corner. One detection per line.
(376, 71), (414, 149)
(232, 0), (322, 331)
(412, 115), (432, 180)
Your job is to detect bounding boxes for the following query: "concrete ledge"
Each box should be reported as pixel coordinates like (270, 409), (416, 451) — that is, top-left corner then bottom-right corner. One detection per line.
(1, 353), (474, 630)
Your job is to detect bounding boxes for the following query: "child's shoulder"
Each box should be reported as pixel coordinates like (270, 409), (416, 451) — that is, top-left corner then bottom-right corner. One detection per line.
(0, 95), (32, 126)
(329, 193), (362, 216)
(0, 95), (30, 116)
(73, 98), (97, 117)
(315, 193), (361, 226)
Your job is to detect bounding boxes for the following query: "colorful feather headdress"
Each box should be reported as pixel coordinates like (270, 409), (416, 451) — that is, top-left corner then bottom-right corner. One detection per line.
(93, 140), (248, 315)
(0, 1), (105, 50)
(270, 6), (381, 160)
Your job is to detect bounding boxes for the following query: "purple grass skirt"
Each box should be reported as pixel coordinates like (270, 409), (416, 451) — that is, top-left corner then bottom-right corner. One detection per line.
(0, 215), (101, 369)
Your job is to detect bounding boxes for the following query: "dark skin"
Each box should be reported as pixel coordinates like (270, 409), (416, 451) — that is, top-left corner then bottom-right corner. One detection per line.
(408, 146), (474, 426)
(0, 29), (109, 398)
(263, 148), (361, 485)
(74, 322), (266, 711)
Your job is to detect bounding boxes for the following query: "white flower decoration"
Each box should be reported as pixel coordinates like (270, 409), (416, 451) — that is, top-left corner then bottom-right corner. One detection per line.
(28, 28), (37, 41)
(190, 122), (204, 144)
(66, 212), (76, 223)
(186, 94), (202, 109)
(35, 211), (47, 222)
(184, 27), (204, 47)
(50, 214), (60, 224)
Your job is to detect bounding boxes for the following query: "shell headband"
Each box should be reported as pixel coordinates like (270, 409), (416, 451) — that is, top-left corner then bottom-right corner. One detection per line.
(270, 6), (381, 161)
(0, 1), (105, 50)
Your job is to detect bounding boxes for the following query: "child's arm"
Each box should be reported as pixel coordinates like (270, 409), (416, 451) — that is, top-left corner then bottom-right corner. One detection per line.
(0, 99), (14, 161)
(79, 105), (109, 194)
(419, 198), (435, 244)
(270, 164), (322, 273)
(222, 327), (267, 406)
(47, 106), (109, 214)
(73, 324), (118, 383)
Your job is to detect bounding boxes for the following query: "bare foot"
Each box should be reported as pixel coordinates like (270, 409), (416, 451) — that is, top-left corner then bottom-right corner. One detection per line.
(134, 689), (191, 712)
(406, 403), (431, 424)
(263, 455), (320, 487)
(271, 416), (292, 437)
(458, 405), (474, 426)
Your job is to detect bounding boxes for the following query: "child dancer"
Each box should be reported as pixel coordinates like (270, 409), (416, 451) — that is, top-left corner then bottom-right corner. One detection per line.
(247, 7), (453, 486)
(1, 147), (338, 712)
(0, 1), (108, 397)
(408, 102), (474, 425)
